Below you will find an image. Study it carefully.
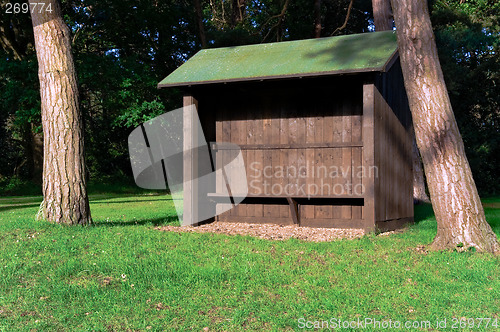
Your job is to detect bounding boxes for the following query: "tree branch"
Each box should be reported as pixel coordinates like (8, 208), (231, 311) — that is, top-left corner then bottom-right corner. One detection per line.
(261, 0), (289, 42)
(330, 0), (355, 36)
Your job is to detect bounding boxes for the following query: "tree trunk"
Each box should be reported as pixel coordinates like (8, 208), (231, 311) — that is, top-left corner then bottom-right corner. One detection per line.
(0, 16), (31, 60)
(194, 0), (207, 48)
(0, 15), (43, 183)
(231, 0), (246, 28)
(29, 0), (91, 225)
(30, 123), (44, 184)
(372, 0), (429, 204)
(411, 128), (430, 203)
(17, 122), (42, 184)
(314, 0), (322, 38)
(372, 0), (393, 31)
(391, 0), (498, 252)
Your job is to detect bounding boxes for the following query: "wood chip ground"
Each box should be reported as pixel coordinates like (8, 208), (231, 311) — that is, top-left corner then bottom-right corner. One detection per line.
(155, 222), (365, 242)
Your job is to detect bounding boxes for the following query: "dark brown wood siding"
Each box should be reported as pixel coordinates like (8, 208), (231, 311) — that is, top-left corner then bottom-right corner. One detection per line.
(190, 68), (413, 229)
(195, 78), (369, 227)
(374, 59), (414, 225)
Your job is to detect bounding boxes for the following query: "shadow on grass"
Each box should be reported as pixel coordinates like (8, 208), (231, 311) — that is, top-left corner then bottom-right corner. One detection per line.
(90, 215), (179, 228)
(414, 203), (434, 223)
(413, 202), (500, 236)
(0, 197), (173, 213)
(90, 198), (174, 205)
(483, 205), (500, 235)
(88, 194), (167, 203)
(0, 202), (42, 213)
(414, 203), (435, 223)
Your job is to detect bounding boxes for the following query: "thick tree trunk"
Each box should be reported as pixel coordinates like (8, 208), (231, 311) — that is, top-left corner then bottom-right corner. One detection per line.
(231, 0), (246, 28)
(30, 0), (91, 225)
(0, 16), (42, 183)
(391, 0), (498, 252)
(372, 0), (393, 31)
(411, 128), (430, 203)
(0, 16), (30, 60)
(372, 0), (429, 204)
(31, 124), (43, 184)
(17, 122), (43, 184)
(194, 0), (207, 48)
(314, 0), (322, 38)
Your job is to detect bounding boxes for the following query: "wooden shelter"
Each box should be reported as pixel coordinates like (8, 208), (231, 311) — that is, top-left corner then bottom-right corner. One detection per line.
(159, 31), (413, 231)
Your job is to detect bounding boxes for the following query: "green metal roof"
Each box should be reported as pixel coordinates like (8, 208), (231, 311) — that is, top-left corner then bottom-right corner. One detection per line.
(158, 31), (398, 88)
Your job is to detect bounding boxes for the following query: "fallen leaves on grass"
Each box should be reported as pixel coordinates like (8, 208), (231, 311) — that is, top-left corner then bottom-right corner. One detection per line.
(412, 245), (429, 255)
(99, 276), (113, 286)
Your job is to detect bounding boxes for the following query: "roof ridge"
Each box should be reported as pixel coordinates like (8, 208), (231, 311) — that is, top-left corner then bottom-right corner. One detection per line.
(159, 31), (398, 88)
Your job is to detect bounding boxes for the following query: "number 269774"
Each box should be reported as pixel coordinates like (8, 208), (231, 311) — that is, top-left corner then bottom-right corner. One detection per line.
(4, 2), (53, 14)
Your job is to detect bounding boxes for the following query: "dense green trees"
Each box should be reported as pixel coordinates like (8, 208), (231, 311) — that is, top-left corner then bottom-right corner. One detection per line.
(0, 0), (498, 197)
(431, 0), (500, 195)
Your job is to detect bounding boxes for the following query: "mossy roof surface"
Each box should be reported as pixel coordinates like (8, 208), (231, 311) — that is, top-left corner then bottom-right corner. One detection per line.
(159, 31), (398, 88)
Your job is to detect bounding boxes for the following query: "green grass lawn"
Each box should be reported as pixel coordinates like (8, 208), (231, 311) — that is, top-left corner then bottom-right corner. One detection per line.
(0, 193), (498, 331)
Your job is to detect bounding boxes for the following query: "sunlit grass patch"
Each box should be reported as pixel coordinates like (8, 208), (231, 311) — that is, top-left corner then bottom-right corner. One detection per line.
(0, 193), (498, 331)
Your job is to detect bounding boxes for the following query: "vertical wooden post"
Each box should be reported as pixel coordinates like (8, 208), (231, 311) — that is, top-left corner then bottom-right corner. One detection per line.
(362, 84), (376, 231)
(286, 197), (300, 225)
(183, 95), (199, 226)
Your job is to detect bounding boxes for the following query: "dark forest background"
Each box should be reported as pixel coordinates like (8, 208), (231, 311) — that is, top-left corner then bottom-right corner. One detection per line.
(0, 0), (498, 195)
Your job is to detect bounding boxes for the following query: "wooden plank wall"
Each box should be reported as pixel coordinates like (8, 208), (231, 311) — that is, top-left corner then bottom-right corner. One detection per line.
(206, 81), (367, 227)
(183, 95), (199, 226)
(374, 59), (414, 223)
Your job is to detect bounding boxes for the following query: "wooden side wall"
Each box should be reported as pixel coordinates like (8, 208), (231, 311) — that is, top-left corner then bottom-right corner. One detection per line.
(373, 59), (414, 225)
(197, 78), (370, 228)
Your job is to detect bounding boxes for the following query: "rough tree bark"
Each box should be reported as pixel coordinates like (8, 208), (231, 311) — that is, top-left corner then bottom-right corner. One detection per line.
(390, 0), (498, 252)
(411, 128), (430, 203)
(231, 0), (246, 28)
(372, 0), (429, 204)
(372, 0), (393, 30)
(17, 123), (43, 184)
(30, 124), (44, 184)
(194, 0), (207, 48)
(314, 0), (322, 38)
(29, 0), (91, 225)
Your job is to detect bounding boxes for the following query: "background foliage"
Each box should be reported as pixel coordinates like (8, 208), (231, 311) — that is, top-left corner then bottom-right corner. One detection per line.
(0, 0), (498, 195)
